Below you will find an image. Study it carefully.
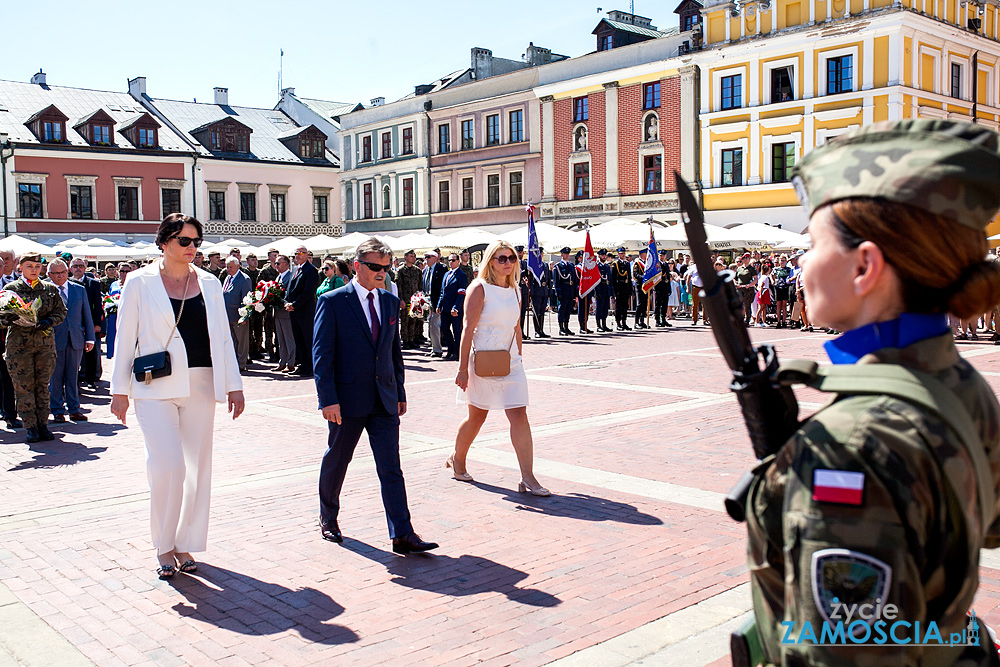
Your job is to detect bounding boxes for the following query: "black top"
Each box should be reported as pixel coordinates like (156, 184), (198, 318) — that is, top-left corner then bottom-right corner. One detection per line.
(170, 294), (213, 368)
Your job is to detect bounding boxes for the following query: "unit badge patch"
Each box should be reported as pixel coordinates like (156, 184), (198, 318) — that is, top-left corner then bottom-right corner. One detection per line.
(812, 549), (892, 628)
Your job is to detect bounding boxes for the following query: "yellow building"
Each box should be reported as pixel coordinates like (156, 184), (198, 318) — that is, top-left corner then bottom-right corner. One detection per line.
(695, 0), (1000, 235)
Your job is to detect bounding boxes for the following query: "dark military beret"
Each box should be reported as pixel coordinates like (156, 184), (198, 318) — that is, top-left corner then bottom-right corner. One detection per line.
(560, 247), (571, 253)
(597, 249), (608, 255)
(515, 245), (524, 251)
(616, 246), (626, 252)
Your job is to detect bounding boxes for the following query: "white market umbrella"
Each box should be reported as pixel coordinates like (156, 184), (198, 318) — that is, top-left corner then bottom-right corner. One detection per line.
(71, 243), (149, 262)
(499, 223), (585, 251)
(250, 236), (306, 257)
(588, 218), (656, 251)
(53, 238), (86, 248)
(774, 234), (812, 249)
(0, 235), (55, 256)
(304, 234), (345, 255)
(386, 232), (441, 254)
(437, 228), (500, 250)
(82, 237), (115, 247)
(653, 223), (731, 251)
(710, 223), (804, 249)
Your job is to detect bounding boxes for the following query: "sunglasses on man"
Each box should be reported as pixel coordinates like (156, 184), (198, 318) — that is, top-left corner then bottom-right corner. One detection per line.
(359, 261), (391, 272)
(172, 236), (204, 248)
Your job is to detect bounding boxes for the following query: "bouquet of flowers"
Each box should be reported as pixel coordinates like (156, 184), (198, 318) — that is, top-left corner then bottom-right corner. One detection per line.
(409, 292), (430, 319)
(237, 288), (267, 325)
(0, 292), (41, 327)
(102, 292), (120, 316)
(256, 280), (285, 307)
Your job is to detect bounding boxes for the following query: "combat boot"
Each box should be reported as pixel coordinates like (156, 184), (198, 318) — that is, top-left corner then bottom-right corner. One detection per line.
(39, 426), (55, 441)
(25, 427), (41, 444)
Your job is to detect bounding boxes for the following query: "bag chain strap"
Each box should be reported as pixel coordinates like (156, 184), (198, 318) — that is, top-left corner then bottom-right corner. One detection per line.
(141, 268), (191, 385)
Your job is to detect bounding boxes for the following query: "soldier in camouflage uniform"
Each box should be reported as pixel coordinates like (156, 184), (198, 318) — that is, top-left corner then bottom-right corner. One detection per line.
(744, 120), (1000, 666)
(396, 250), (423, 349)
(3, 253), (67, 443)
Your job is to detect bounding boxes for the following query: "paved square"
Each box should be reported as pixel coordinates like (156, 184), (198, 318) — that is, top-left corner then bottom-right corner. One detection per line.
(3, 317), (1000, 666)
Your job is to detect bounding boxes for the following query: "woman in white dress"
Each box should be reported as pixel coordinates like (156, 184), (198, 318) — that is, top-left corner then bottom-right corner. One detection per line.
(449, 240), (549, 496)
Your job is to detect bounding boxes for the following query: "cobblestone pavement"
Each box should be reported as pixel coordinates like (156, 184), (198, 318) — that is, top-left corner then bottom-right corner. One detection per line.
(3, 314), (1000, 666)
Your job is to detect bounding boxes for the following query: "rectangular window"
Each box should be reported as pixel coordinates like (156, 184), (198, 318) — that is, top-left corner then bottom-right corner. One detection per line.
(461, 119), (474, 150)
(772, 142), (795, 183)
(314, 195), (328, 223)
(952, 62), (963, 99)
(643, 155), (662, 194)
(402, 127), (413, 154)
(600, 34), (613, 51)
(161, 188), (181, 216)
(381, 132), (391, 159)
(42, 121), (62, 142)
(438, 181), (450, 212)
(402, 178), (414, 216)
(211, 131), (220, 150)
(487, 174), (500, 207)
(771, 67), (794, 103)
(462, 177), (473, 210)
(239, 192), (256, 221)
(827, 55), (853, 95)
(138, 128), (155, 147)
(574, 162), (590, 199)
(18, 183), (42, 218)
(362, 135), (372, 162)
(509, 110), (523, 143)
(643, 82), (661, 110)
(93, 125), (111, 144)
(509, 172), (522, 206)
(70, 185), (93, 219)
(438, 124), (451, 153)
(721, 74), (742, 110)
(118, 186), (139, 220)
(683, 13), (699, 30)
(363, 183), (373, 219)
(573, 97), (589, 122)
(209, 191), (226, 220)
(721, 148), (743, 187)
(486, 114), (500, 146)
(269, 193), (285, 222)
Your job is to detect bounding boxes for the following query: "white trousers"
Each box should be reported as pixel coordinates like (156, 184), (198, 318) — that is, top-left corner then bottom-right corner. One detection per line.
(134, 368), (216, 555)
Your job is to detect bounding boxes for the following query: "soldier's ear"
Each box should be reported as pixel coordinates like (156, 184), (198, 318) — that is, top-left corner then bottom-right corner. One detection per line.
(853, 241), (891, 299)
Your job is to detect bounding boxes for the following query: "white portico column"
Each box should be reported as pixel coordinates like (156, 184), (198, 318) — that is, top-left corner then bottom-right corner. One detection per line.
(679, 65), (700, 186)
(541, 95), (556, 203)
(604, 81), (621, 197)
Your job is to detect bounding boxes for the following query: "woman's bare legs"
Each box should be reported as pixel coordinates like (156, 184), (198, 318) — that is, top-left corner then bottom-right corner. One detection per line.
(505, 407), (545, 490)
(451, 405), (489, 477)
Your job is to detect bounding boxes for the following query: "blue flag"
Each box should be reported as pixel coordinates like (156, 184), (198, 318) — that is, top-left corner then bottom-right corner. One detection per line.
(641, 226), (661, 292)
(526, 203), (544, 286)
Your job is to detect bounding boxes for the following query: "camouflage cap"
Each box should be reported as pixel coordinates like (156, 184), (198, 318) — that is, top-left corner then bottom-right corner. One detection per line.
(791, 119), (1000, 230)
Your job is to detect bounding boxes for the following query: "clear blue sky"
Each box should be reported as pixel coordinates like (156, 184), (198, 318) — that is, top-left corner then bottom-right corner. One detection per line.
(4, 0), (680, 109)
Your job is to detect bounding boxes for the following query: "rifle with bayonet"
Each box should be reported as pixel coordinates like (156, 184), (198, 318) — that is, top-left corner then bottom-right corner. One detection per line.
(673, 172), (800, 523)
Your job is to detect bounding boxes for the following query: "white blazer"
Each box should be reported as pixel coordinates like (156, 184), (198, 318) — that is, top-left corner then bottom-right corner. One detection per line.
(110, 262), (243, 402)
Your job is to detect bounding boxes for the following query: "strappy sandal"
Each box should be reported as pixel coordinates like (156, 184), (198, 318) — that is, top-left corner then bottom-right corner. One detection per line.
(175, 558), (198, 573)
(156, 564), (176, 579)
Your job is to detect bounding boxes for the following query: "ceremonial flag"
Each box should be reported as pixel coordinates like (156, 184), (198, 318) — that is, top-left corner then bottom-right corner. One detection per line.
(526, 203), (544, 286)
(641, 226), (661, 293)
(578, 229), (600, 298)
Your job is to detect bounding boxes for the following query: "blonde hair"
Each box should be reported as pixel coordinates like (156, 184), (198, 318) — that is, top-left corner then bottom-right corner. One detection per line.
(477, 240), (520, 289)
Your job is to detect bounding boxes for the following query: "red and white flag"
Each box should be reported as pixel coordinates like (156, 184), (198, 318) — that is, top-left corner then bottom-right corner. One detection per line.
(579, 229), (600, 298)
(812, 469), (865, 505)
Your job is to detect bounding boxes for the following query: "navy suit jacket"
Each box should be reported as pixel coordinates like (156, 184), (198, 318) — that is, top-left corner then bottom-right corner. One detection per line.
(422, 262), (446, 307)
(52, 281), (95, 351)
(286, 261), (319, 317)
(313, 282), (405, 418)
(73, 275), (105, 332)
(437, 268), (468, 314)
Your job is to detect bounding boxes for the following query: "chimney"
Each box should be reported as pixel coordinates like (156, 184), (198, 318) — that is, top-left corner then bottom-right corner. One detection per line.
(30, 69), (46, 86)
(281, 87), (295, 98)
(214, 87), (229, 106)
(370, 97), (385, 107)
(128, 76), (147, 98)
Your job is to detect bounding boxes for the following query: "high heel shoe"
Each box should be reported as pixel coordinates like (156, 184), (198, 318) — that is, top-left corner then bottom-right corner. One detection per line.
(518, 481), (551, 497)
(446, 455), (474, 482)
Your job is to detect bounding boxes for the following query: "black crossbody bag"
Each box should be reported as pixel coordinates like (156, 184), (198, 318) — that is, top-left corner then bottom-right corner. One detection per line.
(133, 271), (190, 385)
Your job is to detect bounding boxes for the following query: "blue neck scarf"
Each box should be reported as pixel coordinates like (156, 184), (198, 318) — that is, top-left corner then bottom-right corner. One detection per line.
(824, 313), (950, 365)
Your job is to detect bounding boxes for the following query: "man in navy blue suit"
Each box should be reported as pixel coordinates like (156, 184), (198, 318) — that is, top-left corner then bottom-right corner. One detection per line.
(312, 238), (438, 554)
(285, 245), (318, 377)
(46, 260), (94, 422)
(437, 253), (467, 361)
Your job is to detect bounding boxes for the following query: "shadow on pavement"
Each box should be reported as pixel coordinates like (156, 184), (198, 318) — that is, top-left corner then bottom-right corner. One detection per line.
(468, 482), (664, 526)
(7, 438), (109, 470)
(343, 539), (561, 607)
(169, 564), (359, 645)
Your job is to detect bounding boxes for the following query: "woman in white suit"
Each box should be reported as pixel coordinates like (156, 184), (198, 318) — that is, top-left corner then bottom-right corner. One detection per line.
(110, 214), (245, 579)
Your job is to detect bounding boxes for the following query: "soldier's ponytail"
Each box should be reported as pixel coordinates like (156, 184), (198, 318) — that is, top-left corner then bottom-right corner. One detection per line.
(829, 198), (1000, 319)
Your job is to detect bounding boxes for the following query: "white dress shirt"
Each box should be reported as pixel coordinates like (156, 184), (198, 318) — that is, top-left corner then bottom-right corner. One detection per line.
(352, 277), (381, 332)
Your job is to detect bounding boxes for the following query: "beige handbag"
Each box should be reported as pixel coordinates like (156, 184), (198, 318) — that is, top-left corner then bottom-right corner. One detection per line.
(473, 331), (516, 377)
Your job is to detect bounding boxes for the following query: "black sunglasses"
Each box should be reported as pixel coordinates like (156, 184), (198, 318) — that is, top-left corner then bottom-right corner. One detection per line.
(493, 254), (516, 264)
(172, 236), (203, 248)
(360, 261), (391, 272)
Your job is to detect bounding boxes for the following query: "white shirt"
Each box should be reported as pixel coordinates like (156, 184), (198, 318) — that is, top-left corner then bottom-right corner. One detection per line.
(352, 277), (381, 332)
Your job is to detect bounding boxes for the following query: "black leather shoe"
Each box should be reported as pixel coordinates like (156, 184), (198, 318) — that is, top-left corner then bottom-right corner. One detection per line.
(320, 519), (343, 543)
(392, 533), (439, 554)
(25, 427), (41, 443)
(70, 413), (88, 422)
(534, 332), (550, 339)
(6, 416), (22, 429)
(564, 328), (575, 335)
(52, 414), (66, 423)
(39, 427), (55, 441)
(292, 368), (313, 377)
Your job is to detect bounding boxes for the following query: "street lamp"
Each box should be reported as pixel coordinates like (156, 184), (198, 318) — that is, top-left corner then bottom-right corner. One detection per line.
(0, 132), (11, 238)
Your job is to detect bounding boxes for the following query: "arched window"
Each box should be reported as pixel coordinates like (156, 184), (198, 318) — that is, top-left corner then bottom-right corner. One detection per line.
(382, 184), (391, 211)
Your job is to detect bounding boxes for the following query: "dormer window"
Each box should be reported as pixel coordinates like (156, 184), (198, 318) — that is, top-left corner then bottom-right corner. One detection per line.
(94, 125), (111, 144)
(138, 127), (157, 147)
(120, 112), (162, 149)
(191, 117), (252, 155)
(25, 104), (69, 144)
(74, 109), (117, 146)
(276, 124), (329, 161)
(299, 138), (325, 159)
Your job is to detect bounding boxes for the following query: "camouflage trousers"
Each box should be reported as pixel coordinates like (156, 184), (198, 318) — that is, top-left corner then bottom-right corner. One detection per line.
(400, 304), (422, 344)
(5, 344), (56, 429)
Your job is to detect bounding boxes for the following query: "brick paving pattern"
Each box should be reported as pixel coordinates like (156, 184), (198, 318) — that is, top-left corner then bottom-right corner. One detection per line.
(2, 318), (1000, 666)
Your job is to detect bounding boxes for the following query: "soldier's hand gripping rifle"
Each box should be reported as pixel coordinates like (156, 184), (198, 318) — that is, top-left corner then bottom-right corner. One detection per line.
(673, 172), (800, 522)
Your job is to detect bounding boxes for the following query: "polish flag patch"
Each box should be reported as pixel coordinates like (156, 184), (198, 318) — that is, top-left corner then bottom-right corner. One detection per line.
(812, 469), (865, 505)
